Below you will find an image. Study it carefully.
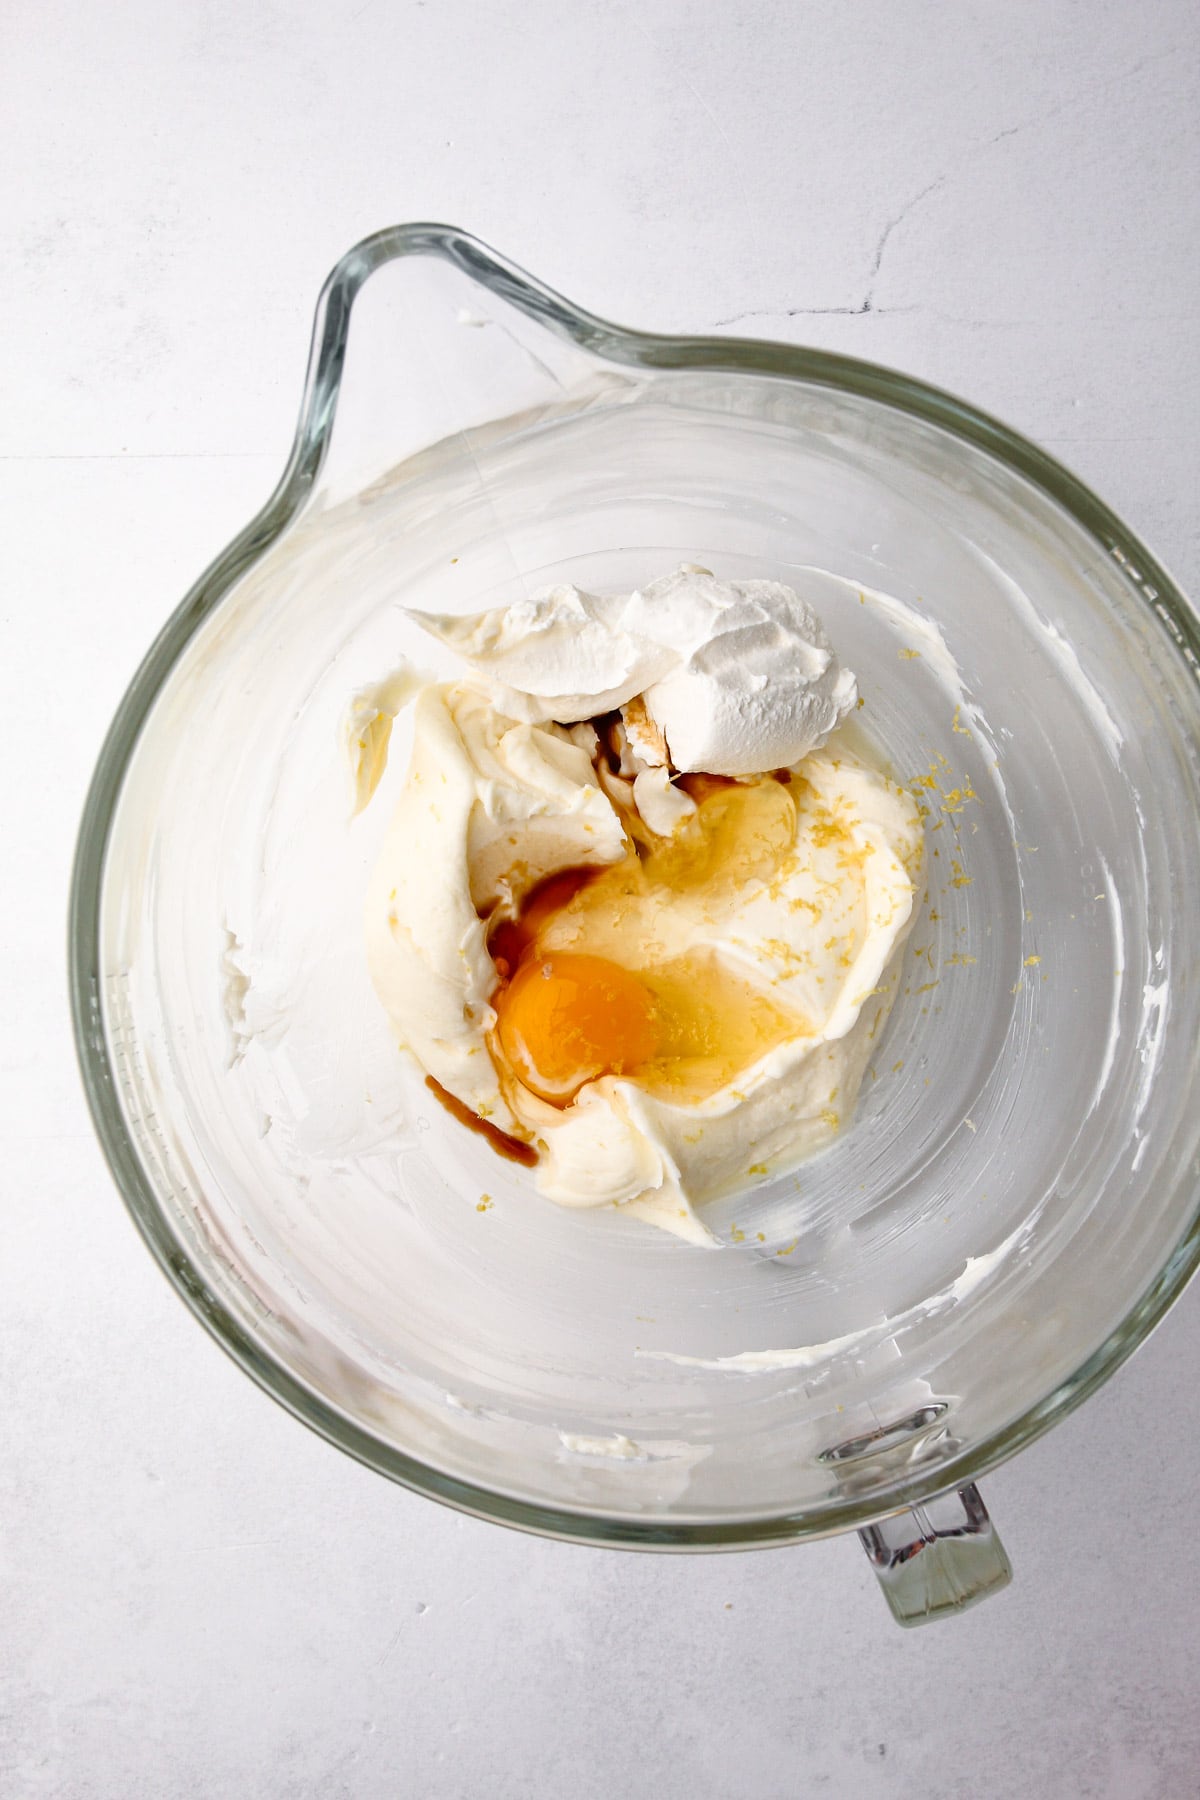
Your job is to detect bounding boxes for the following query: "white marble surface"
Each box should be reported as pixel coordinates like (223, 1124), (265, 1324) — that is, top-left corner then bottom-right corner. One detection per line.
(4, 3), (1199, 1795)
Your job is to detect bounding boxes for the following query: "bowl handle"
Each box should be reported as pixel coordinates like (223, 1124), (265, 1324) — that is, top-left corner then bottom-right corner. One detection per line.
(858, 1482), (1011, 1627)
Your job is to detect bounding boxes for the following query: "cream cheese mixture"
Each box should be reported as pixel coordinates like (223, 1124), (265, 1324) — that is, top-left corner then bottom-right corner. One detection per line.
(355, 566), (924, 1244)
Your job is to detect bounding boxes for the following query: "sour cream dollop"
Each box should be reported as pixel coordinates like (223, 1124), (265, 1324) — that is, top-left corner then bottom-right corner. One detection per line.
(408, 565), (858, 777)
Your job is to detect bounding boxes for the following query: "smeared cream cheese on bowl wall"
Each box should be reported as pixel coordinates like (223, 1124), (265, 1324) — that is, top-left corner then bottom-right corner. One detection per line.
(353, 567), (924, 1246)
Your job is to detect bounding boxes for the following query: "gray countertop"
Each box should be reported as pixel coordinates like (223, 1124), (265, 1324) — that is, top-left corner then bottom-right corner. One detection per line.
(4, 2), (1198, 1794)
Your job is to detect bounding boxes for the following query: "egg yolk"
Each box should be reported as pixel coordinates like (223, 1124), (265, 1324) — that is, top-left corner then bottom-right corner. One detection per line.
(495, 953), (659, 1105)
(487, 779), (814, 1110)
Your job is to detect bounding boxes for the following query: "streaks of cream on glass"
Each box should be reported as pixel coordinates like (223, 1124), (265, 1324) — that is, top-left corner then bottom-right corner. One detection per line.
(1089, 853), (1126, 1118)
(980, 556), (1124, 766)
(556, 1431), (646, 1460)
(637, 1219), (1035, 1373)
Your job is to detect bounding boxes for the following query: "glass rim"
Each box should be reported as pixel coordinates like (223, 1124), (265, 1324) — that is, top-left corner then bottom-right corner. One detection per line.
(69, 221), (1200, 1550)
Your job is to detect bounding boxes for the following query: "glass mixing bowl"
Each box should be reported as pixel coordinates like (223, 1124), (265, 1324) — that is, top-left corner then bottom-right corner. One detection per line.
(71, 225), (1200, 1625)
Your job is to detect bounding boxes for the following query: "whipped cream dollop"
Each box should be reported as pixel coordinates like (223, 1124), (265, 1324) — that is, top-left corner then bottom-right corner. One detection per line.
(408, 565), (858, 777)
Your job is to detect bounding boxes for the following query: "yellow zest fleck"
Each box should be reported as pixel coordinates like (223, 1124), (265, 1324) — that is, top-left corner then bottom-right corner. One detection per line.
(899, 648), (921, 660)
(950, 860), (973, 888)
(952, 706), (971, 736)
(945, 953), (977, 967)
(476, 1195), (492, 1213)
(820, 1108), (840, 1130)
(730, 1224), (745, 1244)
(747, 1163), (768, 1177)
(1024, 954), (1041, 967)
(777, 1238), (799, 1257)
(940, 785), (979, 816)
(809, 809), (846, 848)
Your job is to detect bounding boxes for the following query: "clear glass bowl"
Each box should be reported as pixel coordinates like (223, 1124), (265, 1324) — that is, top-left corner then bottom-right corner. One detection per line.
(71, 225), (1200, 1621)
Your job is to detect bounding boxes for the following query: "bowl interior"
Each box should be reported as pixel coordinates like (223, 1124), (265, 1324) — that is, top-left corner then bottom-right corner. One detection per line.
(92, 364), (1200, 1537)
